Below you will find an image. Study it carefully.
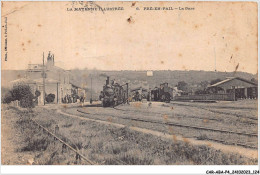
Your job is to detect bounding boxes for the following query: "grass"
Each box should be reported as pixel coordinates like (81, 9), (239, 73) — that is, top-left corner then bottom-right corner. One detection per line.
(36, 107), (258, 164)
(197, 134), (208, 140)
(62, 123), (73, 128)
(2, 105), (258, 165)
(2, 107), (81, 165)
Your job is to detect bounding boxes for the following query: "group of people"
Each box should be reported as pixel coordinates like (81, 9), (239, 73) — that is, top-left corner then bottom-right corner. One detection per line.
(61, 94), (85, 104)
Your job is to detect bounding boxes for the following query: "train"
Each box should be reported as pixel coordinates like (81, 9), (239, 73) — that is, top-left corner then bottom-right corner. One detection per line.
(99, 78), (173, 105)
(129, 82), (173, 102)
(151, 82), (173, 102)
(131, 88), (148, 102)
(99, 77), (128, 107)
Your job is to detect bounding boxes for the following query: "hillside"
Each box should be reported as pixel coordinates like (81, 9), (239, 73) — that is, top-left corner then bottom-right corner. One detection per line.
(2, 69), (257, 100)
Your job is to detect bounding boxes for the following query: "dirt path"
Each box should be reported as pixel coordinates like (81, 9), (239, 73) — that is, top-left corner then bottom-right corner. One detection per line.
(57, 109), (258, 159)
(1, 108), (36, 165)
(1, 109), (15, 164)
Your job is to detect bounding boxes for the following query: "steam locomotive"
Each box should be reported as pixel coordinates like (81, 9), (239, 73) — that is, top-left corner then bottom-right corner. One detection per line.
(99, 77), (128, 107)
(151, 82), (173, 102)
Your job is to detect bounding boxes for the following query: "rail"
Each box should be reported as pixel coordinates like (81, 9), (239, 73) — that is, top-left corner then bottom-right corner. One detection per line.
(78, 109), (257, 137)
(174, 93), (235, 101)
(30, 119), (96, 165)
(8, 106), (128, 165)
(31, 118), (129, 165)
(75, 109), (257, 149)
(171, 102), (258, 121)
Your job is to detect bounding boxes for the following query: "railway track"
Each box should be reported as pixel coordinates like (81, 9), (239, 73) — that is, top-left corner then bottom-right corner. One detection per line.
(170, 102), (258, 121)
(171, 102), (257, 110)
(113, 106), (223, 123)
(113, 105), (257, 125)
(73, 108), (257, 149)
(76, 109), (257, 137)
(30, 118), (129, 165)
(30, 119), (96, 165)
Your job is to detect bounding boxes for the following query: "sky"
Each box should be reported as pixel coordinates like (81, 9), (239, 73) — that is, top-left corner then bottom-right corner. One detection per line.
(1, 1), (258, 74)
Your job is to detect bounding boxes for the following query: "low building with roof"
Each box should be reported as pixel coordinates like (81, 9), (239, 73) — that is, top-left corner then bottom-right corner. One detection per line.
(208, 77), (257, 99)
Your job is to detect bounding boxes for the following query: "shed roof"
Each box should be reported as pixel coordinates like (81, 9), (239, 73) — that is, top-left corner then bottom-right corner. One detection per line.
(10, 78), (36, 84)
(71, 83), (81, 89)
(210, 77), (257, 87)
(34, 78), (59, 84)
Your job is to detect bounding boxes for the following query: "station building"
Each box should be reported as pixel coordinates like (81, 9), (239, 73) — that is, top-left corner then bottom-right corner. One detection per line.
(10, 52), (85, 105)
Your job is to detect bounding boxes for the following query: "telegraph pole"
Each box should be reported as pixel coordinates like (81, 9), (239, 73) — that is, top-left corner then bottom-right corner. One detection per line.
(214, 47), (216, 72)
(126, 83), (129, 104)
(42, 52), (46, 105)
(90, 75), (93, 104)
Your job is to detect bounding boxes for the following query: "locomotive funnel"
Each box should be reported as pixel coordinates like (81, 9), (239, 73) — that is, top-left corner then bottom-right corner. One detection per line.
(106, 76), (110, 85)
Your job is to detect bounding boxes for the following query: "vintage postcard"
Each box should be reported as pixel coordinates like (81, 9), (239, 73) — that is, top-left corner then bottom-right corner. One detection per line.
(1, 0), (259, 171)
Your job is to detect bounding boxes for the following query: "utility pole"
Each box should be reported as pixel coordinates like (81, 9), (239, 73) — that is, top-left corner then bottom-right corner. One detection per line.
(126, 83), (129, 104)
(214, 47), (216, 72)
(42, 52), (46, 105)
(90, 75), (93, 104)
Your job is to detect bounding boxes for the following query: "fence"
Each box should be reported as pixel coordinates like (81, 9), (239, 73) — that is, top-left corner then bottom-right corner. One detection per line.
(31, 119), (96, 165)
(10, 100), (20, 107)
(174, 93), (235, 101)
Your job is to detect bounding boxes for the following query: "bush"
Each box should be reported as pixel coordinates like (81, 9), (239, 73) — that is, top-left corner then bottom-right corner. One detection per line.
(195, 89), (207, 95)
(20, 94), (35, 108)
(210, 78), (222, 85)
(35, 90), (41, 97)
(3, 91), (14, 104)
(3, 85), (35, 108)
(46, 93), (55, 103)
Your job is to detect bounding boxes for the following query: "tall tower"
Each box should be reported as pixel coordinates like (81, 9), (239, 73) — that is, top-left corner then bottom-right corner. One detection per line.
(47, 51), (54, 67)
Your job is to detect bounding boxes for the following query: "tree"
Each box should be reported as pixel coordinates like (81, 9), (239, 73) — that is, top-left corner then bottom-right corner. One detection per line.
(35, 90), (41, 97)
(194, 81), (210, 95)
(3, 85), (35, 108)
(195, 89), (205, 95)
(20, 93), (34, 108)
(45, 93), (55, 103)
(3, 91), (14, 104)
(177, 81), (188, 92)
(251, 78), (257, 84)
(200, 81), (209, 89)
(210, 78), (222, 85)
